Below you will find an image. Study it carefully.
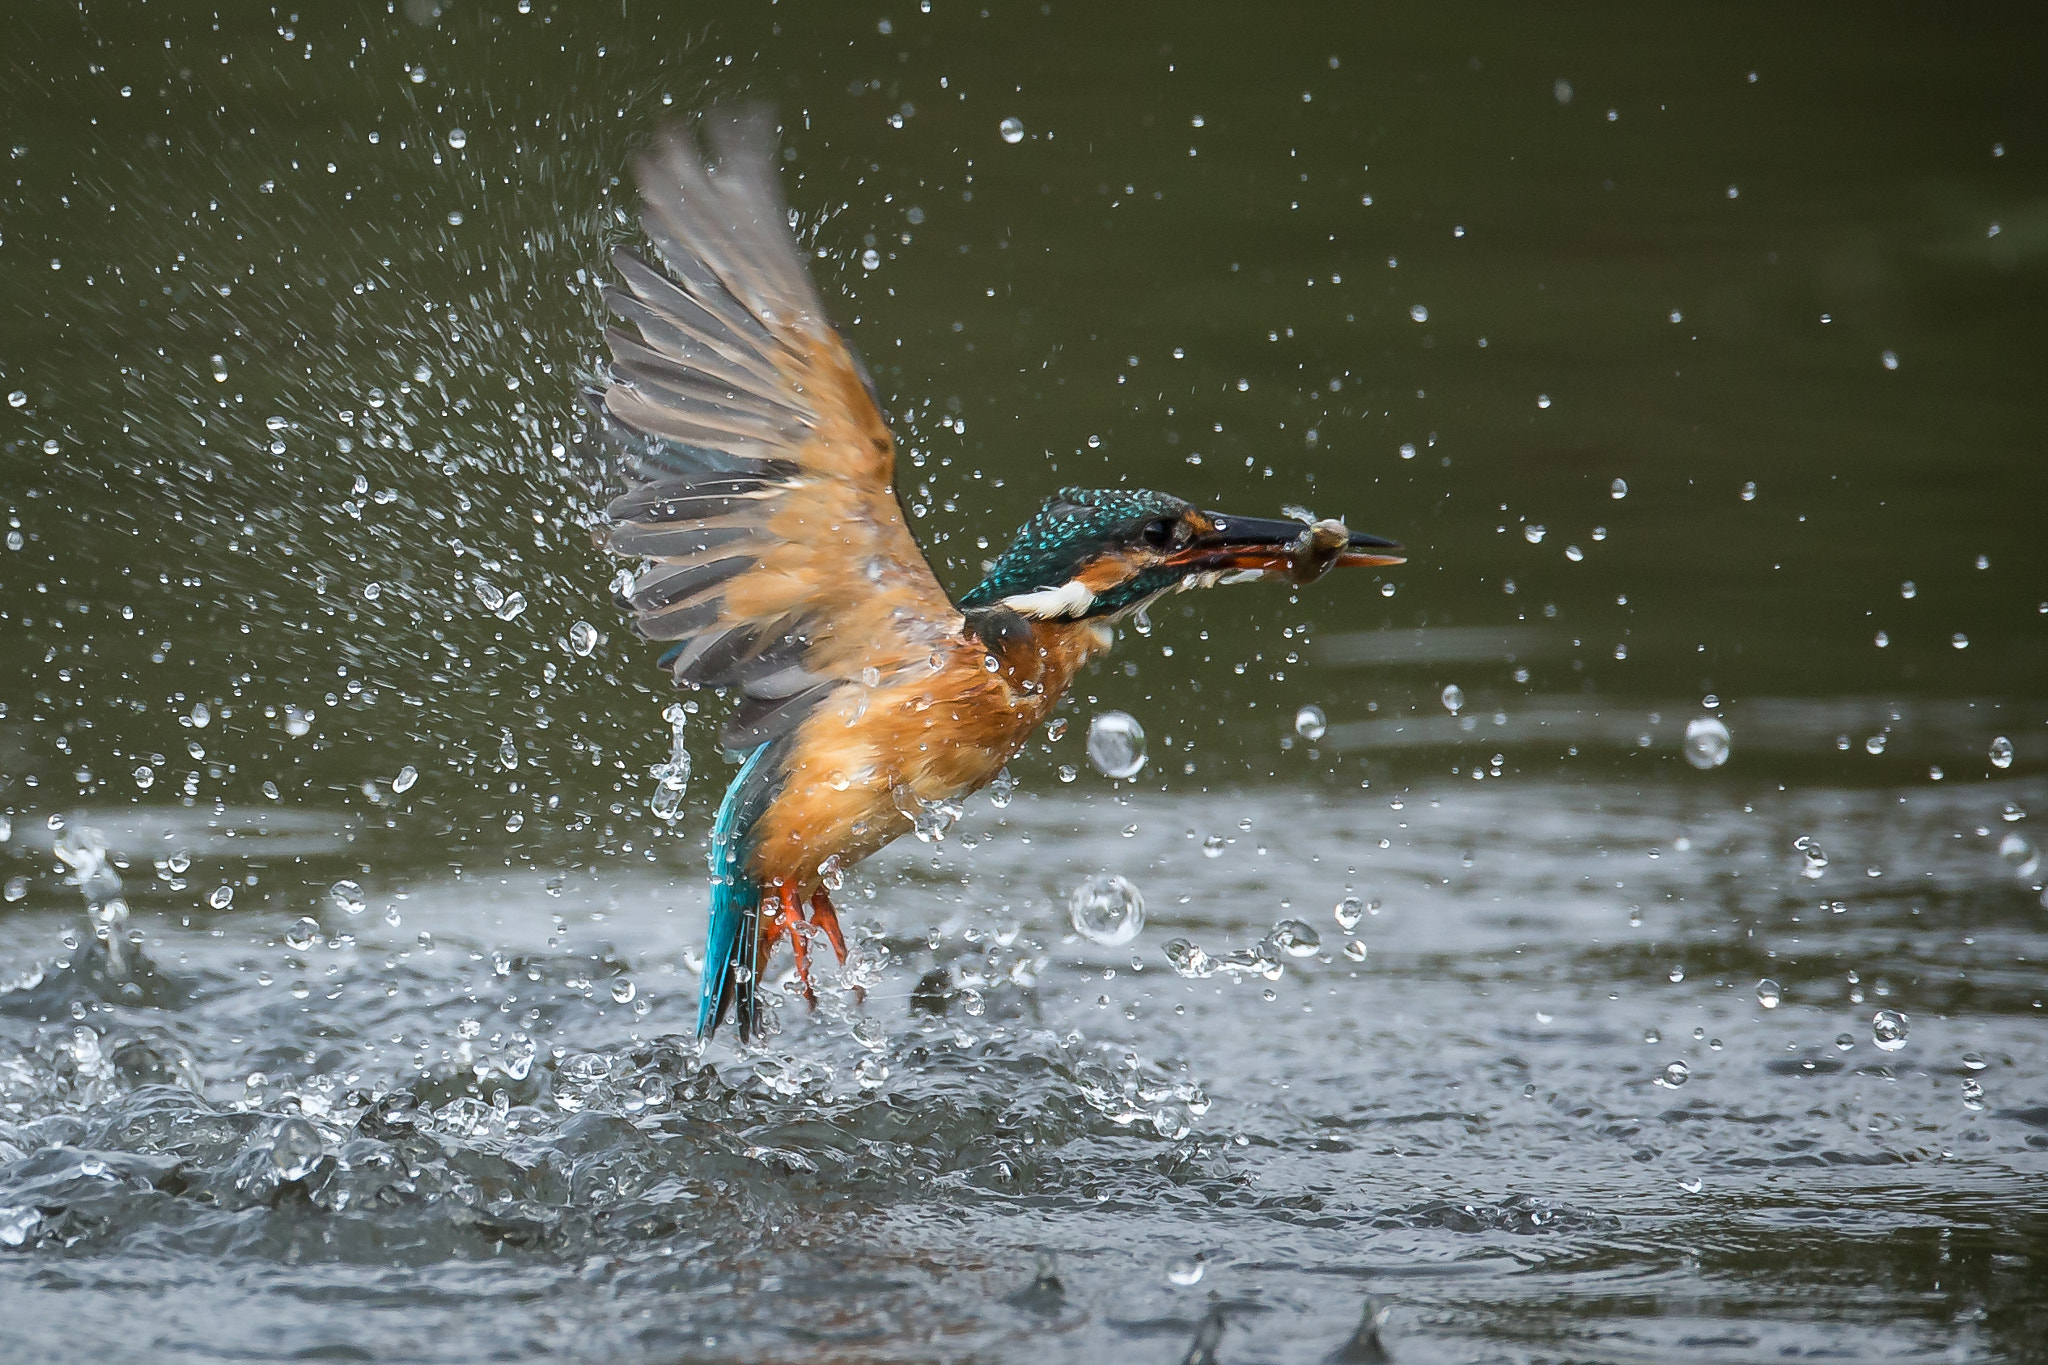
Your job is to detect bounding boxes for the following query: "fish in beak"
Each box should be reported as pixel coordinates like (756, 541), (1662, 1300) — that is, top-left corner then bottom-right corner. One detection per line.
(1168, 512), (1405, 587)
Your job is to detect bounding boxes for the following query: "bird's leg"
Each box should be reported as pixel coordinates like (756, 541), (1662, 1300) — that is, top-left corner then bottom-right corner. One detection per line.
(769, 878), (817, 1005)
(807, 888), (849, 965)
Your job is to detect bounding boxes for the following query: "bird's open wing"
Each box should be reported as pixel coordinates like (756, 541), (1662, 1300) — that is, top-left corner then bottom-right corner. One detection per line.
(592, 109), (962, 752)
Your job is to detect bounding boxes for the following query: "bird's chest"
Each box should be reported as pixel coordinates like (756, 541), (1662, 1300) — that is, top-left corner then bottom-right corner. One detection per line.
(749, 620), (1109, 883)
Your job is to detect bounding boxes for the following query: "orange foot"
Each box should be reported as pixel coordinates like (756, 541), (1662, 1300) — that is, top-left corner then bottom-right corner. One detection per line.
(810, 888), (862, 1005)
(758, 877), (817, 1005)
(808, 888), (849, 965)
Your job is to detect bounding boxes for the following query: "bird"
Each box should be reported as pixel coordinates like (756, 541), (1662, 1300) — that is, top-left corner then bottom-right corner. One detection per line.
(589, 107), (1404, 1041)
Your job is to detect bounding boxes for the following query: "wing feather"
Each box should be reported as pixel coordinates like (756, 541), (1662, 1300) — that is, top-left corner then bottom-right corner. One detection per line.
(594, 108), (962, 753)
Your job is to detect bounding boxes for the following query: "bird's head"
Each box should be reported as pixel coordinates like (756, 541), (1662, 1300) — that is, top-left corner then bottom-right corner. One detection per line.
(958, 487), (1403, 622)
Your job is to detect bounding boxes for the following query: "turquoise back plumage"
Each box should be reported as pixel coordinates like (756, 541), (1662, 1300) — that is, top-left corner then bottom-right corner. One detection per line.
(699, 742), (778, 1039)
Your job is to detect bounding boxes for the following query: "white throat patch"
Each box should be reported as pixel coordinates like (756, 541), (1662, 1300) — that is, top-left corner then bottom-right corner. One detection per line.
(998, 578), (1096, 620)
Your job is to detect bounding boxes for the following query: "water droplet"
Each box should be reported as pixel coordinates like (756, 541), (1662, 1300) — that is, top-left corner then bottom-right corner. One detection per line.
(498, 731), (519, 770)
(208, 884), (234, 910)
(1045, 715), (1069, 742)
(1294, 704), (1327, 740)
(1962, 1052), (1988, 1072)
(999, 116), (1025, 143)
(1684, 716), (1731, 769)
(860, 248), (881, 270)
(285, 916), (320, 951)
(987, 767), (1016, 808)
(1657, 1060), (1690, 1088)
(392, 764), (418, 794)
(1165, 1255), (1205, 1286)
(1990, 736), (2014, 769)
(1834, 1032), (1856, 1052)
(1610, 478), (1628, 499)
(493, 591), (527, 621)
(1334, 896), (1364, 931)
(209, 356), (228, 383)
(5, 390), (25, 408)
(1086, 711), (1147, 779)
(1201, 834), (1225, 858)
(1952, 633), (1969, 650)
(447, 127), (467, 149)
(649, 703), (692, 823)
(1961, 1078), (1985, 1110)
(1268, 919), (1321, 958)
(1441, 684), (1464, 715)
(569, 620), (599, 656)
(1408, 303), (1429, 323)
(1794, 835), (1829, 879)
(1069, 873), (1144, 946)
(1756, 978), (1782, 1009)
(1871, 1009), (1909, 1051)
(1523, 524), (1546, 544)
(610, 979), (636, 1004)
(1342, 939), (1368, 962)
(133, 765), (154, 790)
(329, 880), (366, 916)
(1881, 349), (1899, 371)
(269, 1118), (325, 1181)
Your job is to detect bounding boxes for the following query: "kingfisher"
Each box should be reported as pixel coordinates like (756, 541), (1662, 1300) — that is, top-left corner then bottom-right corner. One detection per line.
(589, 109), (1404, 1041)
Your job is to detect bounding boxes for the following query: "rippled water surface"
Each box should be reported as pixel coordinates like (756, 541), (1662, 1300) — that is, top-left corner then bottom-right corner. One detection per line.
(4, 2), (2047, 1362)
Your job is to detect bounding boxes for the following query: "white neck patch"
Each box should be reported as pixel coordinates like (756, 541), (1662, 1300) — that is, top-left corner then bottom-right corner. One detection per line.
(998, 578), (1096, 620)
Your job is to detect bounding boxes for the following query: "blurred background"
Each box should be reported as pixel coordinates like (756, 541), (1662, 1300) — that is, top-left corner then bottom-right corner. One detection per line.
(1, 3), (2045, 1362)
(2, 1), (2040, 848)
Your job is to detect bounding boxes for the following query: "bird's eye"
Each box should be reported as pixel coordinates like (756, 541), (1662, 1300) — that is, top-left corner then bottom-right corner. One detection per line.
(1142, 517), (1176, 548)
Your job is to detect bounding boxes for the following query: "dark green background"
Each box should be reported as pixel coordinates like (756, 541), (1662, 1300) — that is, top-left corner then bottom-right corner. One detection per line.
(3, 0), (2042, 858)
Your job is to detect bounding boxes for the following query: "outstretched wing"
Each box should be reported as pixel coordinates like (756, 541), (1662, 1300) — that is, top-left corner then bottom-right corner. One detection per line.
(592, 108), (962, 751)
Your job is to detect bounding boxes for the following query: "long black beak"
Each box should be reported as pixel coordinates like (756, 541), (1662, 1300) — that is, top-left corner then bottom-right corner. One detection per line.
(1204, 513), (1404, 558)
(1169, 512), (1406, 584)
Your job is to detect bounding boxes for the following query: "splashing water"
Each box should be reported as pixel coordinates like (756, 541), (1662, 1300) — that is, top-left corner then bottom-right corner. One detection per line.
(648, 703), (691, 824)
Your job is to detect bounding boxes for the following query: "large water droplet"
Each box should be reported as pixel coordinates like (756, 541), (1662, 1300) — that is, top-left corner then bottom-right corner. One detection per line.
(329, 880), (366, 916)
(999, 116), (1025, 144)
(1989, 735), (2014, 769)
(1069, 873), (1144, 946)
(1441, 684), (1465, 715)
(1657, 1060), (1691, 1088)
(269, 1118), (325, 1181)
(1794, 834), (1829, 878)
(284, 916), (320, 951)
(1961, 1077), (1985, 1110)
(1165, 1254), (1205, 1286)
(1294, 704), (1327, 740)
(1871, 1009), (1909, 1052)
(1684, 716), (1731, 769)
(1755, 978), (1782, 1009)
(446, 127), (468, 149)
(392, 764), (418, 794)
(1086, 711), (1148, 779)
(208, 884), (234, 910)
(1163, 938), (1214, 978)
(1334, 895), (1364, 931)
(569, 620), (598, 656)
(1268, 919), (1322, 958)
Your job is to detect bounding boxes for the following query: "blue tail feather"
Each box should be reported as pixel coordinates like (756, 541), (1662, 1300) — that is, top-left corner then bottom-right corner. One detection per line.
(698, 742), (779, 1040)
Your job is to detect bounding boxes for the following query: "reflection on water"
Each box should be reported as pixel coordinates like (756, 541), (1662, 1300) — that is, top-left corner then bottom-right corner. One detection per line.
(2, 0), (2046, 1359)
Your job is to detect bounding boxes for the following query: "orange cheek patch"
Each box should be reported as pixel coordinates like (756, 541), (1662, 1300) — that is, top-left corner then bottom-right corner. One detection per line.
(1075, 553), (1141, 595)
